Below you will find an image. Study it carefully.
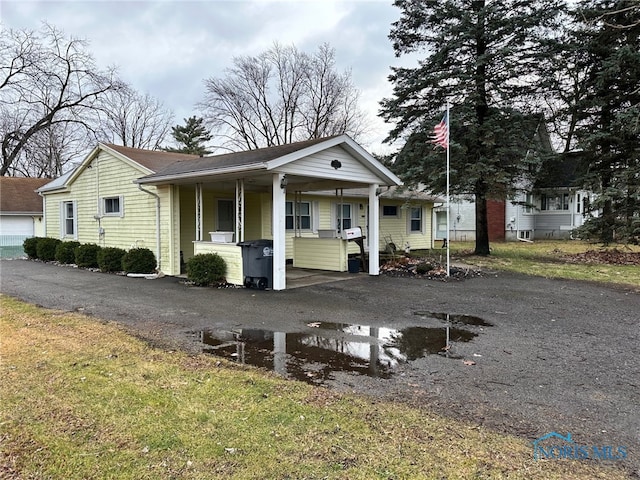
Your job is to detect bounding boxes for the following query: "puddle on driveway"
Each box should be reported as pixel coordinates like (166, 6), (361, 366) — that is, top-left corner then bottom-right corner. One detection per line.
(193, 313), (491, 385)
(413, 311), (494, 327)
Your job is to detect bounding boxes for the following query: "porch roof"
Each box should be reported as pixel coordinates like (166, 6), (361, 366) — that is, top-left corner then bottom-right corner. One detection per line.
(136, 135), (402, 188)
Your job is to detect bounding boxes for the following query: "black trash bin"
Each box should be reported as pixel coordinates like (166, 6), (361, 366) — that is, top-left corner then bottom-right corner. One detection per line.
(237, 239), (273, 289)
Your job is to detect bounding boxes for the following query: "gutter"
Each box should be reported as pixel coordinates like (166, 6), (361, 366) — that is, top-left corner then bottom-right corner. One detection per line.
(137, 184), (162, 272)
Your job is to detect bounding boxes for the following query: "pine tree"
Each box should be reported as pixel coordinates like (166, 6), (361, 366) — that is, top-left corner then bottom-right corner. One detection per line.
(164, 116), (212, 155)
(570, 1), (640, 244)
(380, 0), (564, 255)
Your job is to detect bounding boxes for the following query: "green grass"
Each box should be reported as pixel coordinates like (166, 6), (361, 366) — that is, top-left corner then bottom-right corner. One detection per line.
(0, 296), (628, 479)
(416, 240), (640, 288)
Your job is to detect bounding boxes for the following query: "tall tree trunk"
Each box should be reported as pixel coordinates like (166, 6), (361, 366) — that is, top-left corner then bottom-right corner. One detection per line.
(475, 180), (490, 255)
(473, 0), (491, 255)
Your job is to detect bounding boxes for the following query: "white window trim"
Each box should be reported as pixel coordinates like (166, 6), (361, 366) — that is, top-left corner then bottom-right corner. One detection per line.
(407, 205), (424, 234)
(332, 202), (356, 232)
(285, 200), (313, 231)
(60, 200), (78, 240)
(101, 195), (124, 217)
(382, 204), (400, 218)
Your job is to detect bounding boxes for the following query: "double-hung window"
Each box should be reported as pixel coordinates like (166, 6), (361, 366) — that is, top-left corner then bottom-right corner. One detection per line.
(409, 206), (422, 233)
(62, 201), (77, 238)
(336, 203), (352, 232)
(286, 201), (311, 230)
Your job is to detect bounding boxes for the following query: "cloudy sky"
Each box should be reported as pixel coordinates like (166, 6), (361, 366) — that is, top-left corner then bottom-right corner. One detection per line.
(1, 0), (416, 154)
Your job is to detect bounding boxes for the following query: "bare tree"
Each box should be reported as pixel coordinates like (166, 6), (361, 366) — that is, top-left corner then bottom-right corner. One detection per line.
(9, 122), (90, 177)
(0, 24), (123, 176)
(199, 43), (367, 151)
(94, 85), (174, 149)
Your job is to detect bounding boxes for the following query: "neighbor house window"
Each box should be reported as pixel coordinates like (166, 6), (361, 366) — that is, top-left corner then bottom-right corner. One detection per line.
(102, 196), (123, 216)
(524, 193), (533, 214)
(336, 203), (352, 232)
(286, 201), (311, 230)
(409, 207), (422, 232)
(541, 193), (569, 211)
(62, 201), (76, 238)
(382, 205), (399, 217)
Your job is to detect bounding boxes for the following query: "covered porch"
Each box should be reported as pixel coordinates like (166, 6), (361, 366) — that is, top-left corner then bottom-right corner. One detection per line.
(137, 136), (402, 290)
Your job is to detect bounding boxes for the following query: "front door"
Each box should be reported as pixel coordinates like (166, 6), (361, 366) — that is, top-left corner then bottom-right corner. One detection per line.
(217, 199), (234, 231)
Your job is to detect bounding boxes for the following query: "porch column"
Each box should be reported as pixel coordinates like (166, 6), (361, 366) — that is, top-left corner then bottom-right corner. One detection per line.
(236, 179), (245, 242)
(195, 183), (203, 241)
(368, 184), (380, 275)
(272, 173), (287, 290)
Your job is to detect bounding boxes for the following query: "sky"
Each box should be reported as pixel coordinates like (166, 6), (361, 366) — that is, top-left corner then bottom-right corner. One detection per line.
(1, 0), (416, 154)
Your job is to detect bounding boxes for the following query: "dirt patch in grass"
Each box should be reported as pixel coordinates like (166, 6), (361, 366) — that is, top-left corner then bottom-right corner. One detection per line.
(559, 249), (640, 266)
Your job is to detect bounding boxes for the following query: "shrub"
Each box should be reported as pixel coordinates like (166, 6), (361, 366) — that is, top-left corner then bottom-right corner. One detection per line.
(186, 253), (226, 286)
(55, 241), (81, 264)
(97, 247), (127, 273)
(36, 237), (62, 262)
(122, 248), (156, 274)
(75, 243), (102, 268)
(23, 237), (43, 259)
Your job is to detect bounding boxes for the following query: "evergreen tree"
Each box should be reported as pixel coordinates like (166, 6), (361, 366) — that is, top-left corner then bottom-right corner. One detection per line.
(380, 0), (564, 255)
(570, 1), (640, 244)
(164, 116), (212, 155)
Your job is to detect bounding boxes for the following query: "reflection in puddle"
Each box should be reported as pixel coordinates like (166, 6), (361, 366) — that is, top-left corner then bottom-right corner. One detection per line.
(195, 314), (490, 385)
(413, 311), (494, 327)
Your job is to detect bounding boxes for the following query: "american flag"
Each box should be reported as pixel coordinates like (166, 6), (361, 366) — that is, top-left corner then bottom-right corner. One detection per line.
(432, 112), (448, 149)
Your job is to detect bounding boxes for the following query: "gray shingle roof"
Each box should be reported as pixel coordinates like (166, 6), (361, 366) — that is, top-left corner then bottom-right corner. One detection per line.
(140, 136), (339, 179)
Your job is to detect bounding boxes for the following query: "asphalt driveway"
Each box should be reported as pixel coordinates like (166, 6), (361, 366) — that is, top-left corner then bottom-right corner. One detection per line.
(1, 259), (639, 475)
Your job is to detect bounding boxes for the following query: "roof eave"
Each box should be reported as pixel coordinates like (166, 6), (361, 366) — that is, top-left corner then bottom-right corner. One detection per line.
(135, 162), (268, 185)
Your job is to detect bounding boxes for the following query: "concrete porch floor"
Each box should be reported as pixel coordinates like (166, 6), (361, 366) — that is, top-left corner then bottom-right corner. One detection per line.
(285, 265), (360, 289)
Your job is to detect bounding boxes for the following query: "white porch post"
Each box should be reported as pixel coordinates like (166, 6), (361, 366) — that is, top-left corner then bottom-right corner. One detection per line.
(368, 184), (380, 275)
(236, 179), (245, 243)
(272, 173), (287, 290)
(195, 183), (203, 241)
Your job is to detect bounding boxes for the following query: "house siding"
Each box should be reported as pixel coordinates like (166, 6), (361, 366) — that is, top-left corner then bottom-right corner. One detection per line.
(44, 150), (168, 268)
(282, 146), (381, 184)
(534, 213), (574, 239)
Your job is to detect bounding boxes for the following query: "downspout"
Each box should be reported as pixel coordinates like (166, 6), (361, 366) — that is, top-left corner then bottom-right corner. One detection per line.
(38, 191), (46, 237)
(138, 184), (161, 272)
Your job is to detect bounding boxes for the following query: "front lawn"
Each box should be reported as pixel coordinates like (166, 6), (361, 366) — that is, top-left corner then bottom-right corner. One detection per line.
(0, 295), (627, 479)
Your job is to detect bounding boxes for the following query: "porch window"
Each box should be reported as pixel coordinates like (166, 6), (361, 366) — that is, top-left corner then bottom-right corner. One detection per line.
(102, 196), (123, 216)
(409, 206), (422, 233)
(286, 201), (311, 230)
(541, 193), (569, 211)
(336, 203), (352, 232)
(382, 205), (399, 217)
(62, 201), (77, 238)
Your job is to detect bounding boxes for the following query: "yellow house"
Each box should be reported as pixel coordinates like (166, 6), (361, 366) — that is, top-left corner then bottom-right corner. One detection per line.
(39, 136), (437, 290)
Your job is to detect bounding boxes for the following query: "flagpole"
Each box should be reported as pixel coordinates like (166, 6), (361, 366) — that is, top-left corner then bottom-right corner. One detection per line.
(446, 102), (450, 277)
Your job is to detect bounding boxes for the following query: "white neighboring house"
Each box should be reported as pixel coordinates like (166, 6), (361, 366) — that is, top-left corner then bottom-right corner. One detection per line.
(0, 177), (50, 256)
(434, 152), (597, 242)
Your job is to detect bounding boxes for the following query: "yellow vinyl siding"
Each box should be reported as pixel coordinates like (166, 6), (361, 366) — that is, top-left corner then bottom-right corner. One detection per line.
(193, 242), (243, 285)
(42, 150), (171, 271)
(293, 238), (347, 271)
